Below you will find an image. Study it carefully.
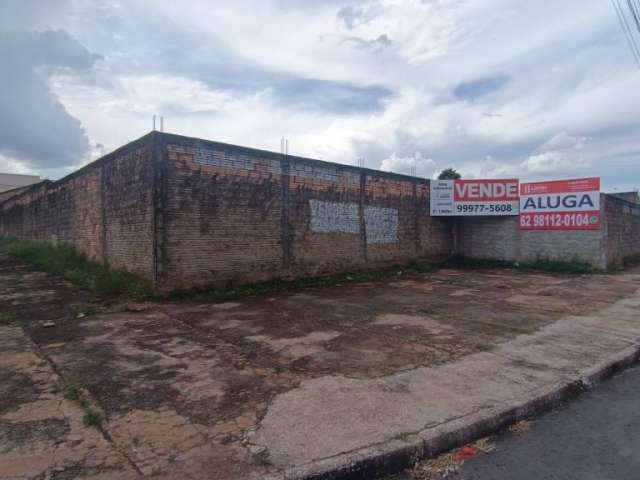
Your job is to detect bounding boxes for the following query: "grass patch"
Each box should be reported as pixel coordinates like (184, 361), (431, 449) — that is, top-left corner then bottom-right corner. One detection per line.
(82, 408), (104, 429)
(0, 235), (605, 305)
(173, 261), (437, 301)
(523, 259), (595, 274)
(63, 383), (81, 402)
(61, 381), (104, 430)
(441, 255), (597, 274)
(0, 236), (154, 299)
(440, 256), (516, 270)
(0, 311), (22, 327)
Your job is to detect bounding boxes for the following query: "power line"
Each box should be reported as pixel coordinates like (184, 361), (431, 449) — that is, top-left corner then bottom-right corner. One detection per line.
(626, 0), (640, 33)
(620, 0), (640, 61)
(612, 0), (640, 68)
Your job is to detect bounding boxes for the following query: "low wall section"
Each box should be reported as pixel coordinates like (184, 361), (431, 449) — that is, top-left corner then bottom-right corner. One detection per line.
(456, 194), (639, 269)
(0, 134), (156, 279)
(2, 131), (637, 289)
(0, 133), (452, 290)
(156, 133), (451, 290)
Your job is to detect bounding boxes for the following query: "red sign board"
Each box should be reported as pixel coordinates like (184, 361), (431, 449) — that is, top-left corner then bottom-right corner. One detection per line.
(453, 179), (519, 202)
(519, 177), (601, 230)
(431, 179), (519, 216)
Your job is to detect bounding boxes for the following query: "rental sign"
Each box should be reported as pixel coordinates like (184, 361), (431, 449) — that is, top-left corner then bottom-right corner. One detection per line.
(519, 177), (601, 230)
(430, 179), (519, 216)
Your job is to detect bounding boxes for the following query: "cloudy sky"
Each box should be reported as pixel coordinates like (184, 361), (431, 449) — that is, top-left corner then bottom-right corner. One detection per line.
(1, 0), (639, 191)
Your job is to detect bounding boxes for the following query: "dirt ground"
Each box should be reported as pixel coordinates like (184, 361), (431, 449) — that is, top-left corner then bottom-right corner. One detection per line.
(1, 254), (638, 479)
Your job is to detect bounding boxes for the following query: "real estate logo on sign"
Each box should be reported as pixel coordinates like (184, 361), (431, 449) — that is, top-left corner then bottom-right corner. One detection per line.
(519, 177), (601, 230)
(430, 179), (519, 216)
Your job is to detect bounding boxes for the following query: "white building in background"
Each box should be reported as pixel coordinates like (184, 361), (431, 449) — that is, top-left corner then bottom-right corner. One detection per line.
(0, 173), (41, 193)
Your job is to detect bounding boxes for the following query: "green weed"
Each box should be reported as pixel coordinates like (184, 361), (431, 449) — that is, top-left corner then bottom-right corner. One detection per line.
(82, 409), (103, 429)
(63, 383), (81, 401)
(441, 255), (596, 274)
(0, 311), (21, 327)
(0, 236), (154, 299)
(172, 261), (437, 301)
(61, 381), (103, 430)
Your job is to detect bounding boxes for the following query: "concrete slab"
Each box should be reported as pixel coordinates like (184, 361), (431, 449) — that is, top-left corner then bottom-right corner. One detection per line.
(1, 254), (639, 479)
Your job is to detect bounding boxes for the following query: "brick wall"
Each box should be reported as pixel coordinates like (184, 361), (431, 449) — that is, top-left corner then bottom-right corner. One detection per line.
(0, 134), (155, 277)
(456, 213), (606, 267)
(157, 137), (284, 290)
(456, 193), (640, 269)
(604, 194), (640, 267)
(155, 133), (451, 290)
(4, 130), (635, 290)
(0, 184), (42, 204)
(457, 217), (519, 261)
(102, 142), (156, 278)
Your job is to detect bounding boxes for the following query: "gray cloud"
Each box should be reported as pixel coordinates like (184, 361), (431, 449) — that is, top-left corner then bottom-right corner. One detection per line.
(0, 0), (68, 29)
(0, 29), (96, 168)
(343, 34), (392, 54)
(79, 5), (392, 115)
(337, 3), (378, 30)
(453, 75), (510, 101)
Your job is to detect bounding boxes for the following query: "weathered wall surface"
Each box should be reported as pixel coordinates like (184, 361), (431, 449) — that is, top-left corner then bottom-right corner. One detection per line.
(159, 139), (284, 290)
(3, 130), (636, 290)
(102, 142), (156, 278)
(457, 213), (605, 267)
(456, 217), (519, 261)
(0, 184), (42, 204)
(456, 193), (640, 269)
(604, 195), (640, 267)
(0, 135), (155, 277)
(156, 134), (451, 290)
(519, 229), (605, 268)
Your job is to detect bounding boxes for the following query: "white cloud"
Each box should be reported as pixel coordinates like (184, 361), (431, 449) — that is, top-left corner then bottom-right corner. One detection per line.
(520, 131), (590, 174)
(6, 0), (640, 192)
(380, 152), (436, 178)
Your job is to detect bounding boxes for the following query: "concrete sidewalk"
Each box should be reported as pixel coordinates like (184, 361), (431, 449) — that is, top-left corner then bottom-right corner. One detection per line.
(1, 254), (639, 479)
(252, 288), (640, 479)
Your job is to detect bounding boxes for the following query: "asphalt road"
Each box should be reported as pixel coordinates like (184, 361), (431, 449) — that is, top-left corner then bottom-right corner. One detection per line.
(388, 365), (640, 480)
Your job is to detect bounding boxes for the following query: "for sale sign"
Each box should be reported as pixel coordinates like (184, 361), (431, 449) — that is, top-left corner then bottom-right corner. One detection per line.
(519, 177), (601, 230)
(430, 179), (519, 216)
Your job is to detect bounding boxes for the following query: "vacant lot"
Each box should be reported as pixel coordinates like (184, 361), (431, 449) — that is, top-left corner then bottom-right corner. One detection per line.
(1, 255), (639, 479)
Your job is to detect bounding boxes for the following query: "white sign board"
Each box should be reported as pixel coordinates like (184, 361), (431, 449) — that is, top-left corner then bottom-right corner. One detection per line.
(430, 179), (519, 216)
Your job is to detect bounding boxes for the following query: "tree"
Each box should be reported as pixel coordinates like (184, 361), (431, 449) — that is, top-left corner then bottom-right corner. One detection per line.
(437, 168), (461, 180)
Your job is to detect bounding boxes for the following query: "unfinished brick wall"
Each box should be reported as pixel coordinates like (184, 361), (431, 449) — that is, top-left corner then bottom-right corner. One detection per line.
(0, 169), (104, 261)
(0, 134), (155, 277)
(456, 216), (520, 261)
(456, 193), (639, 269)
(0, 184), (40, 204)
(102, 142), (155, 278)
(157, 138), (284, 290)
(604, 195), (640, 267)
(7, 130), (634, 290)
(154, 133), (452, 290)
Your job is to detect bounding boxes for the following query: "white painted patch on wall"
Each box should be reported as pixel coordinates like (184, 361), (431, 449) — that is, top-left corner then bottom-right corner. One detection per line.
(364, 206), (398, 244)
(309, 199), (359, 234)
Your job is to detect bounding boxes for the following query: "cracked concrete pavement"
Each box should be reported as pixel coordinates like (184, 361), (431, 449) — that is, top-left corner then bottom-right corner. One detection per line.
(1, 254), (639, 479)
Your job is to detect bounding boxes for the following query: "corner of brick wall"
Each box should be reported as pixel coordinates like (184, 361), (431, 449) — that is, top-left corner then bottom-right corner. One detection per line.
(0, 134), (157, 281)
(603, 194), (640, 268)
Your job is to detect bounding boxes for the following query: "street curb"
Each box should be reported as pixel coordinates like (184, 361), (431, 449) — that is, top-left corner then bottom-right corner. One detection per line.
(273, 343), (640, 480)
